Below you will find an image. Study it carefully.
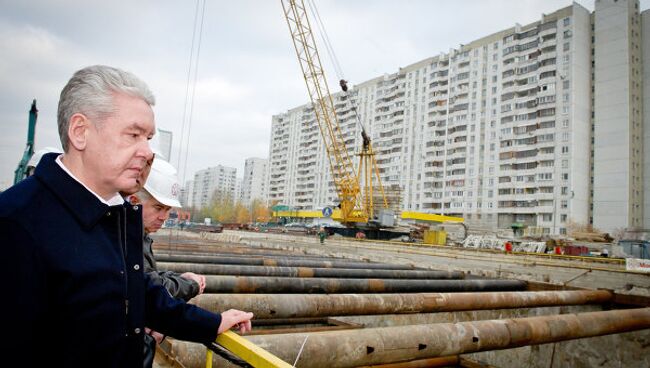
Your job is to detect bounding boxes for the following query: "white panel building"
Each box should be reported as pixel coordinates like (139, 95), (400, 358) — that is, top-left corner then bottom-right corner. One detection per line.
(191, 165), (237, 209)
(156, 129), (173, 162)
(179, 179), (194, 208)
(268, 0), (650, 235)
(242, 157), (268, 206)
(593, 0), (644, 232)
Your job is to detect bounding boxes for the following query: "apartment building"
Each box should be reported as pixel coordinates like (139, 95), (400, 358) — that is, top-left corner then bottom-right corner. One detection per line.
(179, 179), (194, 208)
(269, 1), (648, 235)
(242, 157), (268, 206)
(190, 165), (237, 209)
(156, 129), (173, 162)
(593, 0), (644, 232)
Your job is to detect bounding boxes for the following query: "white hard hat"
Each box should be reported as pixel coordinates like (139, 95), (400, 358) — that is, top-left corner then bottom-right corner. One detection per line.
(144, 159), (181, 208)
(28, 146), (63, 168)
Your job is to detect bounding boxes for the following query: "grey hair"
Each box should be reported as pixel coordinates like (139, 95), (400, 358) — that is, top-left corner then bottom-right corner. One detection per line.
(57, 65), (156, 151)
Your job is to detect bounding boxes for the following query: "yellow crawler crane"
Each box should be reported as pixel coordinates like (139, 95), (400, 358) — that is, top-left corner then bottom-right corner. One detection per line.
(280, 0), (391, 226)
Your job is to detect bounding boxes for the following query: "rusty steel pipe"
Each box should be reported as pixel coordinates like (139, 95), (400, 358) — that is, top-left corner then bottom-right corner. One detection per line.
(157, 262), (464, 280)
(356, 356), (460, 368)
(203, 276), (525, 294)
(193, 290), (613, 319)
(153, 245), (357, 260)
(155, 254), (416, 270)
(171, 307), (650, 368)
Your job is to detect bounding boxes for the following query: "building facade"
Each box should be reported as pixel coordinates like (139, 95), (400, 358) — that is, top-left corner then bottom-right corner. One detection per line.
(179, 180), (194, 208)
(268, 0), (649, 235)
(191, 165), (237, 209)
(156, 129), (173, 162)
(593, 0), (645, 232)
(242, 157), (268, 206)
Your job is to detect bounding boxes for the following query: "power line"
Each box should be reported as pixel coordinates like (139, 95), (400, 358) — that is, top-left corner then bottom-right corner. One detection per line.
(176, 0), (200, 175)
(179, 0), (207, 187)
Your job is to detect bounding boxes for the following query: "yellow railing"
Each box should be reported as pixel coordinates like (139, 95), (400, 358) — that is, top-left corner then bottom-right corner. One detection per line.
(206, 331), (292, 368)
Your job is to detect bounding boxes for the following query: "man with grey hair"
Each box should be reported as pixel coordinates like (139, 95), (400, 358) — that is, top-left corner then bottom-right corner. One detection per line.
(0, 65), (253, 367)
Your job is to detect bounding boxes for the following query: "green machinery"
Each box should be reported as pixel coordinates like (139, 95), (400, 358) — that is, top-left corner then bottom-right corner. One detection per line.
(13, 100), (38, 184)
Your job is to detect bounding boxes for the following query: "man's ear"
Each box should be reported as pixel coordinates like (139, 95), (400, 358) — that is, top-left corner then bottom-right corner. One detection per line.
(128, 195), (141, 205)
(67, 113), (90, 151)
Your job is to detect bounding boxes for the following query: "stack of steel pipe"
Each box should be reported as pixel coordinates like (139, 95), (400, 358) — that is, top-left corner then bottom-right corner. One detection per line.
(151, 237), (650, 367)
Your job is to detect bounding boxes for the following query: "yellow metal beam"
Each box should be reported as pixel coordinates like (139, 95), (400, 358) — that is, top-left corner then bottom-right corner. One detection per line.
(214, 331), (292, 368)
(401, 211), (464, 223)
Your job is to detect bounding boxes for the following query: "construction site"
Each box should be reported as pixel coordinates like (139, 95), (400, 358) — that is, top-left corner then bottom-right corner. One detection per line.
(5, 0), (650, 366)
(148, 228), (650, 368)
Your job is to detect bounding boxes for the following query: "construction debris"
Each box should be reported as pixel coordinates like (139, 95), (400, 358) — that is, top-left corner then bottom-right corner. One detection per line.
(461, 235), (546, 253)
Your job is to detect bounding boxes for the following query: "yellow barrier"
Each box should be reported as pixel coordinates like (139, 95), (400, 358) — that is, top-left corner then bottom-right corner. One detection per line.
(423, 230), (447, 245)
(207, 331), (292, 368)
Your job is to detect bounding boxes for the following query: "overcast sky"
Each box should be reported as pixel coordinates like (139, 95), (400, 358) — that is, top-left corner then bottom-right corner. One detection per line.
(1, 0), (646, 189)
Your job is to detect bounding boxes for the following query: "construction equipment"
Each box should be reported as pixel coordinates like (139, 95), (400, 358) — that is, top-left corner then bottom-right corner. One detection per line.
(279, 1), (464, 236)
(280, 0), (392, 227)
(13, 100), (38, 184)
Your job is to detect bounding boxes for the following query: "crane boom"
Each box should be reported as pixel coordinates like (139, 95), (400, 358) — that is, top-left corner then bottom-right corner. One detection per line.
(14, 100), (38, 184)
(280, 0), (366, 223)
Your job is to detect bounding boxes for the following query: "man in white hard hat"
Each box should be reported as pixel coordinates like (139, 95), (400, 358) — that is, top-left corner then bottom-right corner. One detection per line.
(128, 158), (207, 367)
(131, 158), (206, 299)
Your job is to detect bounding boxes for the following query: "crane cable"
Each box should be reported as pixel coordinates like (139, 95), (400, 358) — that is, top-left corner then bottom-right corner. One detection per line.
(177, 0), (207, 186)
(305, 0), (343, 81)
(305, 0), (367, 135)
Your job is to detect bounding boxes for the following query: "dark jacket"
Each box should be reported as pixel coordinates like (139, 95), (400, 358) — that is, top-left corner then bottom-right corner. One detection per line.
(143, 234), (199, 301)
(0, 153), (221, 367)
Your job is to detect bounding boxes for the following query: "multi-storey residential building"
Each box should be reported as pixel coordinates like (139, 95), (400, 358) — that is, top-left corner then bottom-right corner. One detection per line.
(156, 129), (173, 162)
(644, 6), (650, 230)
(242, 157), (268, 206)
(593, 0), (644, 232)
(269, 0), (649, 235)
(235, 178), (244, 204)
(179, 179), (194, 208)
(191, 165), (237, 209)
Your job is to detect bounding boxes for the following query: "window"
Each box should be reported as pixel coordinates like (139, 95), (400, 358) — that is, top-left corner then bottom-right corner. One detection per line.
(564, 17), (571, 27)
(562, 160), (568, 168)
(562, 146), (569, 154)
(562, 106), (570, 114)
(563, 80), (570, 90)
(562, 132), (570, 141)
(563, 42), (570, 52)
(541, 214), (553, 221)
(562, 119), (569, 128)
(561, 187), (568, 195)
(561, 200), (568, 209)
(560, 214), (567, 223)
(562, 173), (569, 180)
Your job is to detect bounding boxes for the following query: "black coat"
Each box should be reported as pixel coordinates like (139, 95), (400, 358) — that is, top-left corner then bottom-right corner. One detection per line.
(0, 153), (221, 367)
